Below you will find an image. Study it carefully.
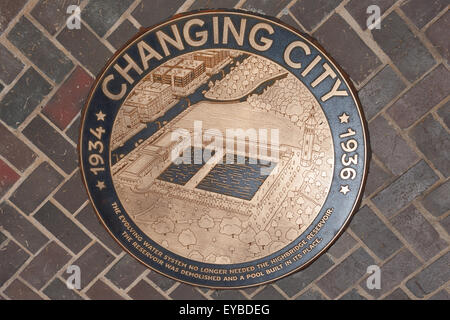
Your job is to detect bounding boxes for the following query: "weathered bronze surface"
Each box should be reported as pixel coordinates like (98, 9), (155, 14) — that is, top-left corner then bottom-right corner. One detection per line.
(79, 10), (368, 288)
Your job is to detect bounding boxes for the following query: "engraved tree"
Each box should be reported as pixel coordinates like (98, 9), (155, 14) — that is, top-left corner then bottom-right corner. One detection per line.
(239, 227), (257, 246)
(296, 216), (303, 230)
(255, 231), (271, 250)
(249, 243), (260, 257)
(285, 228), (298, 241)
(219, 217), (242, 239)
(178, 229), (197, 250)
(198, 214), (215, 232)
(152, 217), (175, 236)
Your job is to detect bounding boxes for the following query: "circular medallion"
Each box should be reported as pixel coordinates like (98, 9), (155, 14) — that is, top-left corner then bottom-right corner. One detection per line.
(79, 9), (368, 288)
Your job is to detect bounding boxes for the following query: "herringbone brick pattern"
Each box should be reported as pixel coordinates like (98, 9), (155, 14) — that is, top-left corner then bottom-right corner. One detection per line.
(0, 0), (448, 300)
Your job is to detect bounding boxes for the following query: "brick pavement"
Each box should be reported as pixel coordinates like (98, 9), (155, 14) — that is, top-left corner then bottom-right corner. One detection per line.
(0, 0), (448, 300)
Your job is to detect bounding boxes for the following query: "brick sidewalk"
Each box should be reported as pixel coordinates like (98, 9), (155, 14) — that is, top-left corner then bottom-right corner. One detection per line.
(0, 0), (448, 300)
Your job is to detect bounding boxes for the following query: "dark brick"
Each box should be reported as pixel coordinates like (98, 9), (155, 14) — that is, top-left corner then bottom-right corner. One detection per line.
(0, 0), (27, 34)
(8, 17), (74, 83)
(66, 114), (81, 143)
(147, 270), (175, 292)
(290, 0), (342, 31)
(391, 205), (447, 260)
(384, 288), (411, 300)
(0, 231), (6, 244)
(62, 243), (114, 288)
(0, 123), (36, 172)
(345, 0), (396, 30)
(54, 170), (88, 213)
(105, 254), (146, 289)
(276, 253), (334, 297)
(339, 288), (367, 300)
(350, 206), (402, 260)
(406, 251), (450, 298)
(43, 66), (93, 130)
(401, 0), (448, 29)
(33, 201), (90, 254)
(426, 11), (450, 63)
(20, 242), (71, 290)
(171, 283), (206, 300)
(128, 280), (166, 300)
(296, 288), (327, 300)
(243, 0), (292, 15)
(0, 159), (19, 197)
(437, 100), (450, 128)
(327, 231), (357, 259)
(279, 12), (304, 31)
(57, 25), (112, 76)
(189, 0), (240, 10)
(43, 278), (83, 300)
(0, 203), (48, 253)
(210, 289), (246, 300)
(86, 279), (124, 300)
(31, 0), (81, 35)
(0, 239), (29, 286)
(372, 249), (421, 298)
(83, 0), (134, 37)
(10, 162), (63, 214)
(364, 159), (393, 197)
(0, 67), (52, 128)
(4, 279), (42, 300)
(372, 160), (439, 218)
(313, 14), (381, 85)
(107, 19), (138, 49)
(317, 247), (375, 299)
(440, 215), (450, 235)
(22, 115), (78, 174)
(132, 0), (184, 27)
(75, 204), (122, 254)
(388, 65), (450, 129)
(359, 66), (406, 120)
(369, 115), (418, 175)
(0, 43), (24, 84)
(252, 285), (285, 300)
(410, 114), (450, 177)
(429, 289), (450, 300)
(372, 12), (436, 82)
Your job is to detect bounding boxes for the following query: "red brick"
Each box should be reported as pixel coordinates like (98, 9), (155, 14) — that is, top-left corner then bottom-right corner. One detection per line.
(43, 67), (93, 130)
(0, 158), (20, 197)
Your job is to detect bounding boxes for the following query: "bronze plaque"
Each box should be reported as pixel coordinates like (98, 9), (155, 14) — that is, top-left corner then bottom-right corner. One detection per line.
(79, 10), (368, 288)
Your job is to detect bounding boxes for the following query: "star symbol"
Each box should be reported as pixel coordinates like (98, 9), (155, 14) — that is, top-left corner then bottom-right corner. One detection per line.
(340, 185), (350, 195)
(96, 181), (106, 190)
(339, 113), (349, 124)
(96, 111), (106, 121)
